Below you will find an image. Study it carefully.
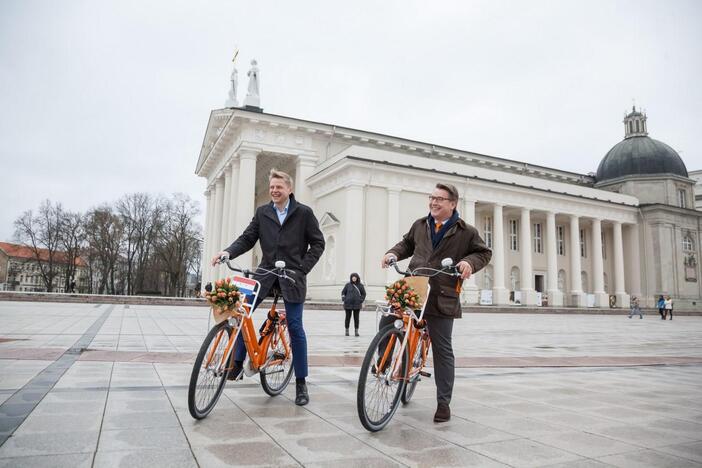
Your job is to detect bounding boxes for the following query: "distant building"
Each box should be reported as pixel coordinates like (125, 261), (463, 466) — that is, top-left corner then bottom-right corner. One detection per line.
(0, 242), (88, 293)
(690, 169), (702, 211)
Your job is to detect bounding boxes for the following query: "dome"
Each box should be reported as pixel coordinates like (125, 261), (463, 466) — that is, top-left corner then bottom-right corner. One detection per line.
(596, 136), (688, 182)
(595, 107), (688, 183)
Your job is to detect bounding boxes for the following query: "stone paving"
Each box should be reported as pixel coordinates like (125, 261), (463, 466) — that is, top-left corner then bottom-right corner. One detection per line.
(0, 300), (701, 467)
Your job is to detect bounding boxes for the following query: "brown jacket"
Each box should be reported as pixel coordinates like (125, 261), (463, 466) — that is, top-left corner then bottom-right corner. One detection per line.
(387, 216), (492, 318)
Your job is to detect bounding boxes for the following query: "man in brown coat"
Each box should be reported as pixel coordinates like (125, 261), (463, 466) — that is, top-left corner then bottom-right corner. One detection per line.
(382, 182), (492, 422)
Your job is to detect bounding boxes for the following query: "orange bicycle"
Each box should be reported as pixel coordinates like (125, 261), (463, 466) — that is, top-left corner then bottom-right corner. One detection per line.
(356, 258), (459, 432)
(188, 259), (295, 419)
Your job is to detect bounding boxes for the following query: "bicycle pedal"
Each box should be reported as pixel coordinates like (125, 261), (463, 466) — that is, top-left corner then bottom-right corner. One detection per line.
(419, 371), (432, 378)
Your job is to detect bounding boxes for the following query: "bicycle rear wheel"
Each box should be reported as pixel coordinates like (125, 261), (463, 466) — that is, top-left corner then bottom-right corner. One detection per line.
(260, 319), (294, 396)
(188, 320), (232, 419)
(357, 324), (408, 432)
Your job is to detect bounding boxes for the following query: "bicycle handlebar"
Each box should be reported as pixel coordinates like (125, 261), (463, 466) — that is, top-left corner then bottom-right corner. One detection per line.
(217, 255), (296, 284)
(387, 258), (461, 278)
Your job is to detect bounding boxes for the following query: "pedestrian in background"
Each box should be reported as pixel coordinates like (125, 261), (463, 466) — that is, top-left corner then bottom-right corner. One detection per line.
(628, 296), (643, 319)
(664, 295), (674, 320)
(342, 273), (366, 336)
(657, 295), (665, 320)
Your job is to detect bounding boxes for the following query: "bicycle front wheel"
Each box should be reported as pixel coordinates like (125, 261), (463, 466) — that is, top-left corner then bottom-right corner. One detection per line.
(188, 320), (232, 419)
(402, 332), (429, 404)
(260, 319), (294, 396)
(357, 324), (408, 432)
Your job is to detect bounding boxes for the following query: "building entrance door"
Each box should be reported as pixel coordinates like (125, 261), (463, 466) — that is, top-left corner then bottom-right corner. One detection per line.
(534, 274), (545, 293)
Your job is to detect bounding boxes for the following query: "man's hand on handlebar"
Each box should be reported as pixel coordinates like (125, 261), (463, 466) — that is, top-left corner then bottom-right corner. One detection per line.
(456, 260), (472, 280)
(211, 251), (230, 267)
(381, 253), (397, 268)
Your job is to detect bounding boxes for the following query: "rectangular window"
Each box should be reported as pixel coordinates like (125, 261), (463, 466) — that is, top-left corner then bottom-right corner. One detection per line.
(580, 229), (587, 258)
(509, 219), (519, 251)
(678, 189), (687, 208)
(601, 232), (606, 259)
(483, 216), (493, 249)
(557, 226), (565, 256)
(533, 223), (543, 253)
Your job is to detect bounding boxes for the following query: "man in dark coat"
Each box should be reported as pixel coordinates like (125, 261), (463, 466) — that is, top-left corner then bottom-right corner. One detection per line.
(213, 169), (325, 406)
(381, 182), (491, 422)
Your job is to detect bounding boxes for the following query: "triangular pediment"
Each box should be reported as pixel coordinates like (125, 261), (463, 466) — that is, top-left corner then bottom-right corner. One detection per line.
(195, 109), (235, 175)
(319, 212), (340, 229)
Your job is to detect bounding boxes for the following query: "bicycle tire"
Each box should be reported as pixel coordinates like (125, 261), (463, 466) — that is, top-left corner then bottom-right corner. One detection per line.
(401, 332), (429, 404)
(188, 320), (232, 419)
(260, 319), (294, 396)
(357, 324), (408, 432)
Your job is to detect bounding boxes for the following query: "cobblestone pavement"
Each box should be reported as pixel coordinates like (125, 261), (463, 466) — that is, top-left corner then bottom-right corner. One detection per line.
(1, 301), (701, 467)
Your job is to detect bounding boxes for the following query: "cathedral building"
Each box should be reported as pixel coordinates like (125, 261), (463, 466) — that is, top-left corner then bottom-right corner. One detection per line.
(196, 101), (700, 309)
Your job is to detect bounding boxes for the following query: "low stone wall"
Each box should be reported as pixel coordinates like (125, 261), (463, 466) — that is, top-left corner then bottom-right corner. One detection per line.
(1, 291), (700, 314)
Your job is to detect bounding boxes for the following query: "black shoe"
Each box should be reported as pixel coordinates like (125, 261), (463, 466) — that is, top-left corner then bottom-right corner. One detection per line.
(345, 328), (349, 336)
(227, 360), (244, 381)
(295, 382), (309, 406)
(355, 329), (360, 337)
(434, 403), (451, 422)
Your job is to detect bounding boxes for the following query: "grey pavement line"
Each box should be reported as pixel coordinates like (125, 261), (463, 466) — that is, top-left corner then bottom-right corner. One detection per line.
(0, 304), (115, 447)
(91, 360), (114, 468)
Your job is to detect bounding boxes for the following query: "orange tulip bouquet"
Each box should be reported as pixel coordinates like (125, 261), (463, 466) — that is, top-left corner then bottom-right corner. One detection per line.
(385, 279), (422, 312)
(204, 278), (242, 315)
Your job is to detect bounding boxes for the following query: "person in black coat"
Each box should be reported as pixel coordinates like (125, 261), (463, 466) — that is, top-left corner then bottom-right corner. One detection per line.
(213, 169), (325, 406)
(341, 273), (366, 336)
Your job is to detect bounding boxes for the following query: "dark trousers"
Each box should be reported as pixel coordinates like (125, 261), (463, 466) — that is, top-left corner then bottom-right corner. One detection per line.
(233, 297), (308, 379)
(344, 309), (360, 329)
(378, 313), (455, 405)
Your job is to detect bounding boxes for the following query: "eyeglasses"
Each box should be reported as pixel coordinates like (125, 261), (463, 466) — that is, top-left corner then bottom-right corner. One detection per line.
(428, 195), (453, 203)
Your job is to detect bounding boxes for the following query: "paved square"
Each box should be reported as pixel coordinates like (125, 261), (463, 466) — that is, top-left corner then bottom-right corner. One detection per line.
(1, 300), (701, 467)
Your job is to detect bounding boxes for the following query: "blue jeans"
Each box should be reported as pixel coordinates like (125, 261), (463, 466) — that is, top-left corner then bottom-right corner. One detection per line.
(233, 297), (308, 379)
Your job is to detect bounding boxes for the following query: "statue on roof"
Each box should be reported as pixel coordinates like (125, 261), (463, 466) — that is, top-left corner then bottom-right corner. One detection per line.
(244, 59), (261, 108)
(225, 48), (240, 108)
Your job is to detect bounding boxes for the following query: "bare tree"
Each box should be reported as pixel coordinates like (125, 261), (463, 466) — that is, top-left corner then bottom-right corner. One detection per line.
(13, 200), (64, 292)
(116, 193), (164, 295)
(156, 194), (202, 296)
(59, 211), (85, 292)
(84, 206), (124, 294)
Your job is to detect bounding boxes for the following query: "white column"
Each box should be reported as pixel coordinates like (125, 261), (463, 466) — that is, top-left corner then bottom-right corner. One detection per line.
(612, 221), (629, 307)
(546, 211), (563, 306)
(569, 214), (585, 306)
(345, 183), (365, 277)
(386, 188), (401, 284)
(234, 149), (258, 269)
(226, 159), (240, 244)
(219, 165), (233, 277)
(205, 183), (217, 284)
(211, 176), (225, 278)
(492, 204), (509, 305)
(591, 218), (608, 307)
(626, 223), (642, 304)
(201, 189), (212, 287)
(519, 207), (537, 305)
(295, 155), (317, 207)
(461, 199), (479, 304)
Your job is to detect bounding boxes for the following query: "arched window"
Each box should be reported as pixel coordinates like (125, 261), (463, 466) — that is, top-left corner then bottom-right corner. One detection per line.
(557, 270), (566, 292)
(581, 271), (589, 293)
(510, 266), (520, 291)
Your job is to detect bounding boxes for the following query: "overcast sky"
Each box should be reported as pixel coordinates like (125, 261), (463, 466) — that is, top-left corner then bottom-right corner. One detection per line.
(1, 0), (701, 242)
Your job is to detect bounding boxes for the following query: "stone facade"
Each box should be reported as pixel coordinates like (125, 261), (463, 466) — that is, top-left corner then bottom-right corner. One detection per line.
(196, 108), (701, 309)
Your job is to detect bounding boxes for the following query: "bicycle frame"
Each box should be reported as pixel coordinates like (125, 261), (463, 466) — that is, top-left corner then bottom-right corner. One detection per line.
(377, 282), (432, 383)
(204, 275), (290, 374)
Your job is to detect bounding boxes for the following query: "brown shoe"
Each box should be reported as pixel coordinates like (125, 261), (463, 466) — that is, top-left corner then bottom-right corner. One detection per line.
(434, 403), (450, 422)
